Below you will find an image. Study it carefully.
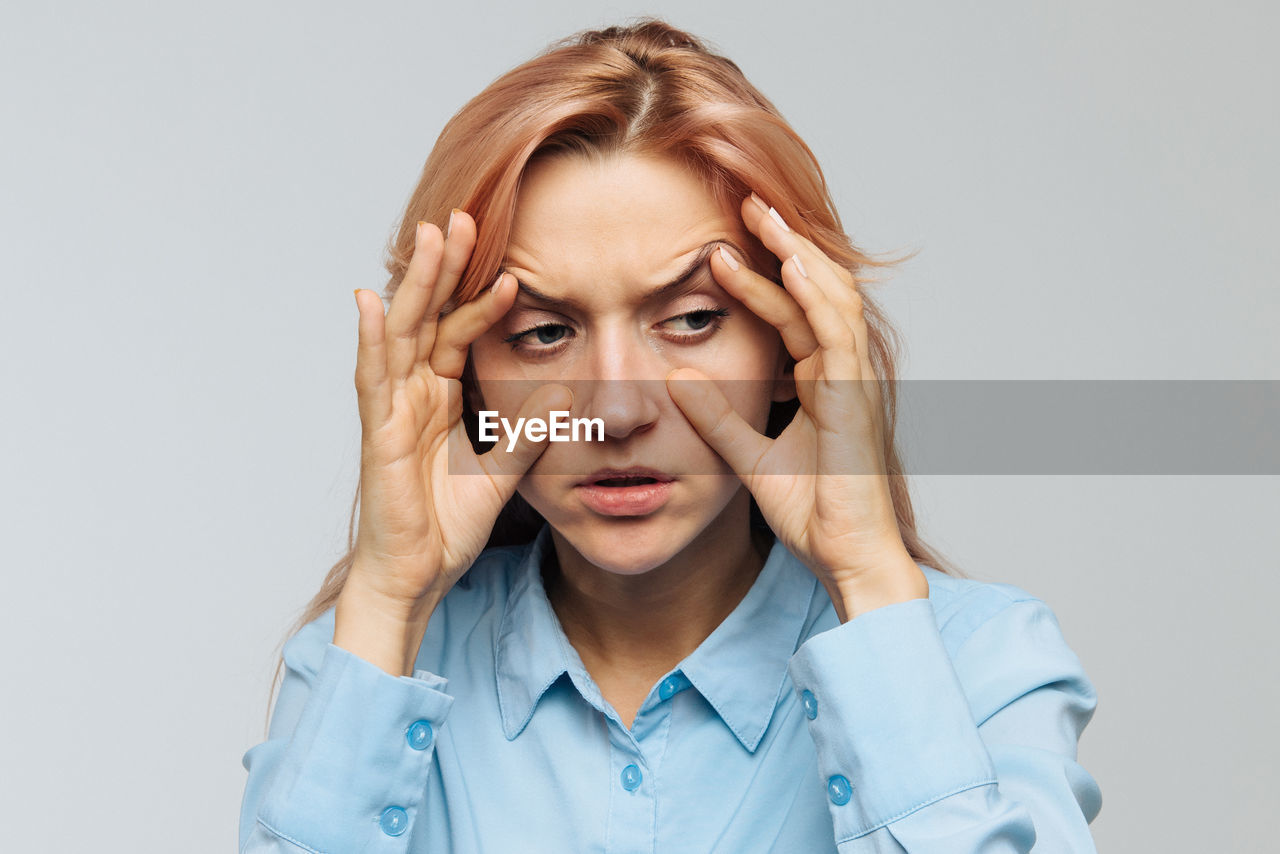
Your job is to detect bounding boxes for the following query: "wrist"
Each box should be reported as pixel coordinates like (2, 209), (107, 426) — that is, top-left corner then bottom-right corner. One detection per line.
(334, 577), (438, 676)
(831, 552), (929, 623)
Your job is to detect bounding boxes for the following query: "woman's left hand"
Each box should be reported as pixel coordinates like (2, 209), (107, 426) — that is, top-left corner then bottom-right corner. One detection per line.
(665, 193), (928, 621)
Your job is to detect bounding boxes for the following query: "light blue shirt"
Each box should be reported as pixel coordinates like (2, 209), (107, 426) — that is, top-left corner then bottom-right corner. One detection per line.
(240, 524), (1101, 852)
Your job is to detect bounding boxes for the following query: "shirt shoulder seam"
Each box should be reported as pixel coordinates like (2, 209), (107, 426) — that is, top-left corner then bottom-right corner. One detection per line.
(935, 579), (1045, 649)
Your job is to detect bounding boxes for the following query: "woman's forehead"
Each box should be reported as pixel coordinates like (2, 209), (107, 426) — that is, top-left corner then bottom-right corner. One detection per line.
(513, 153), (735, 238)
(502, 239), (745, 313)
(500, 152), (757, 306)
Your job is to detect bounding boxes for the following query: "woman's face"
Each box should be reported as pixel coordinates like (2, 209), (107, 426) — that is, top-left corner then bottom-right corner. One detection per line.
(467, 152), (792, 575)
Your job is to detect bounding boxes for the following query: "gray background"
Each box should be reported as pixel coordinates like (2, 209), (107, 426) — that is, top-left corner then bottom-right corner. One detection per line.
(2, 1), (1276, 851)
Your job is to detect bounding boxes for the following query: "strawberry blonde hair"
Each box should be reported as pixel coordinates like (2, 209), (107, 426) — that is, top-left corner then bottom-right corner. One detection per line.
(275, 18), (958, 703)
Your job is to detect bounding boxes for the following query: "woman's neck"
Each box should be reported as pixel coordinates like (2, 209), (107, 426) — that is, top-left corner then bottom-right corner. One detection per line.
(543, 494), (772, 678)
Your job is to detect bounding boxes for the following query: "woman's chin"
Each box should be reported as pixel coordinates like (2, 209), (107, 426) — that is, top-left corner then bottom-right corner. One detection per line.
(551, 516), (695, 577)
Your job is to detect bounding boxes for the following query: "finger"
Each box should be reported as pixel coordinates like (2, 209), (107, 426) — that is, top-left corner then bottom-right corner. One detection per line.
(353, 288), (392, 428)
(386, 222), (445, 382)
(744, 192), (859, 293)
(427, 271), (513, 379)
(742, 194), (876, 395)
(794, 259), (874, 402)
(472, 383), (576, 491)
(665, 367), (772, 481)
(850, 299), (882, 415)
(743, 193), (861, 319)
(739, 192), (771, 238)
(425, 208), (478, 322)
(782, 255), (862, 382)
(416, 209), (482, 361)
(710, 243), (819, 361)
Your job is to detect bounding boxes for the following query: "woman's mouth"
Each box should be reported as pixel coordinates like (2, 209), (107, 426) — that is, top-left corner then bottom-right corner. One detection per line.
(576, 468), (675, 516)
(594, 476), (659, 486)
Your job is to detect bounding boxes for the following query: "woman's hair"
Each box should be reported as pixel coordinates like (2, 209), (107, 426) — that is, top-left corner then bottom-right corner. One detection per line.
(272, 18), (960, 714)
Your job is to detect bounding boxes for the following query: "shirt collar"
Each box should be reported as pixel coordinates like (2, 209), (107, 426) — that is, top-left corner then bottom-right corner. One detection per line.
(494, 524), (583, 741)
(494, 523), (818, 752)
(676, 528), (817, 752)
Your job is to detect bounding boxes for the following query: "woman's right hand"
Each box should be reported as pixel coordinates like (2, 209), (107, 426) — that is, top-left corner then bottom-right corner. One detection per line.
(335, 211), (571, 675)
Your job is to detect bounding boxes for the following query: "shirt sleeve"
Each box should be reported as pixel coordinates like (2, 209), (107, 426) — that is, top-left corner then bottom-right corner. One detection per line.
(239, 612), (455, 853)
(785, 592), (1101, 853)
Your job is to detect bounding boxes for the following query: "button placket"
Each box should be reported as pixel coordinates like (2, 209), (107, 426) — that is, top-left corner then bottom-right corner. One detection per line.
(606, 721), (658, 852)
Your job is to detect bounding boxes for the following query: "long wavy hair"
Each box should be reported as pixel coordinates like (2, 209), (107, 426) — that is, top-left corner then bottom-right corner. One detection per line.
(270, 17), (959, 716)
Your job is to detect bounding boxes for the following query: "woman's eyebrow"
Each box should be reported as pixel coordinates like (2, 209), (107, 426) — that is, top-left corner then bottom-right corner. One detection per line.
(507, 239), (742, 310)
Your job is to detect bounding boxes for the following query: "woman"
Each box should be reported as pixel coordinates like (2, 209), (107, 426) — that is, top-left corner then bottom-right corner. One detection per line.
(240, 19), (1101, 853)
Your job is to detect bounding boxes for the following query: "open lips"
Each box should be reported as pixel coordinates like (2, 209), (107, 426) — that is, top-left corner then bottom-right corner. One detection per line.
(580, 467), (676, 486)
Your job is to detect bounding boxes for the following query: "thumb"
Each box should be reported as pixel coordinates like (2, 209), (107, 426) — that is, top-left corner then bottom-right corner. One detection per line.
(476, 383), (575, 493)
(665, 368), (770, 480)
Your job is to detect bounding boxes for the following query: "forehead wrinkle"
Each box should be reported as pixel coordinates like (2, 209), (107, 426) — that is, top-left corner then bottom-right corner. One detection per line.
(503, 239), (745, 312)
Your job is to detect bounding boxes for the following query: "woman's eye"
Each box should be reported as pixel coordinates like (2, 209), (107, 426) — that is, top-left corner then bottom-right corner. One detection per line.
(502, 307), (730, 356)
(529, 324), (569, 345)
(502, 322), (572, 350)
(664, 308), (729, 333)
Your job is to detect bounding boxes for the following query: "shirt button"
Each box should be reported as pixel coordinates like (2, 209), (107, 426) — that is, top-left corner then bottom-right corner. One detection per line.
(379, 806), (409, 836)
(406, 719), (434, 750)
(827, 774), (852, 806)
(801, 689), (818, 720)
(620, 763), (643, 791)
(659, 676), (681, 701)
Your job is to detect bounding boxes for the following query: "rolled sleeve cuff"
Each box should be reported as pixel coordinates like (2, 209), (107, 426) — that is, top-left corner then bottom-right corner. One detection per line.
(258, 643), (454, 851)
(787, 598), (997, 841)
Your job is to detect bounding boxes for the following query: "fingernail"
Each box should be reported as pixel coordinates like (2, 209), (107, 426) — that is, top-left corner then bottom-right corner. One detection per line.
(718, 245), (740, 271)
(446, 209), (456, 239)
(491, 271), (504, 295)
(768, 207), (791, 233)
(748, 192), (769, 213)
(353, 288), (361, 300)
(790, 253), (808, 278)
(416, 221), (426, 241)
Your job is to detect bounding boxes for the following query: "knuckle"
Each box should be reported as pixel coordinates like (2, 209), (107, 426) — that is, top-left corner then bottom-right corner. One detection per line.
(837, 297), (862, 322)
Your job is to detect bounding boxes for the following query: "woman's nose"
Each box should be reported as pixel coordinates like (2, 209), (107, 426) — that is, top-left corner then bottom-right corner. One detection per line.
(577, 337), (664, 440)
